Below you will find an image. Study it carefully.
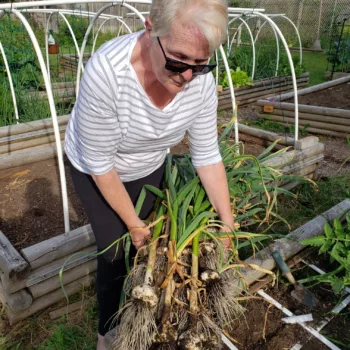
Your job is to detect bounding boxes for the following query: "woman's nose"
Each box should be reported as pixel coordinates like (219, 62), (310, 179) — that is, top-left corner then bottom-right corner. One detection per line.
(181, 68), (193, 81)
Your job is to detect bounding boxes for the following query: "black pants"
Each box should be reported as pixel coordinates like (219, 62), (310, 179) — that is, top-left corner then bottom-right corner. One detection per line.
(69, 161), (165, 336)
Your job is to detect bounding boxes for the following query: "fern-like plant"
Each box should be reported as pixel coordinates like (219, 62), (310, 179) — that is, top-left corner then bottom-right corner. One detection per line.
(300, 215), (350, 294)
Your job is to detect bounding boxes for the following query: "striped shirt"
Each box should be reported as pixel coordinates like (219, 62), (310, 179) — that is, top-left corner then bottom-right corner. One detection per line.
(65, 31), (221, 182)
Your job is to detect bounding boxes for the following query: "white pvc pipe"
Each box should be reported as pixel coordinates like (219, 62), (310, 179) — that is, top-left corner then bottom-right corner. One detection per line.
(252, 12), (299, 143)
(280, 15), (303, 66)
(228, 8), (265, 13)
(228, 17), (256, 80)
(0, 0), (153, 10)
(215, 50), (219, 86)
(11, 9), (70, 233)
(258, 290), (341, 350)
(45, 11), (83, 83)
(255, 15), (302, 66)
(45, 12), (54, 84)
(219, 45), (238, 146)
(59, 12), (83, 67)
(253, 18), (280, 77)
(0, 40), (19, 122)
(92, 17), (132, 55)
(76, 3), (117, 96)
(76, 2), (146, 96)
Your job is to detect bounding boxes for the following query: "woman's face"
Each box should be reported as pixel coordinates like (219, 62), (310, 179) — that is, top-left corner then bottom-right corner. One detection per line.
(150, 21), (211, 95)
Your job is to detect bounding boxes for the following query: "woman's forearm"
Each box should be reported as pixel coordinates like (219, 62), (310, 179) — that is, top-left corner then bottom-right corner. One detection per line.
(91, 169), (143, 229)
(196, 161), (234, 228)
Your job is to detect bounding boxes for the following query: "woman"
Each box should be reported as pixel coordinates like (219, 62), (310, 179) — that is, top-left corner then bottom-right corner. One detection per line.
(65, 0), (234, 349)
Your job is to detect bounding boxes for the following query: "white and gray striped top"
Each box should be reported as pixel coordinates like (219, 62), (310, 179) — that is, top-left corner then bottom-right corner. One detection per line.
(65, 31), (221, 182)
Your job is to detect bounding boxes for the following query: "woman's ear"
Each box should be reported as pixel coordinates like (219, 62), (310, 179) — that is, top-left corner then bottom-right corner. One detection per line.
(144, 18), (153, 38)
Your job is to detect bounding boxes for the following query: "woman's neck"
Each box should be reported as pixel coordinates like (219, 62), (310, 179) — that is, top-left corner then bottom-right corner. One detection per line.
(131, 34), (176, 109)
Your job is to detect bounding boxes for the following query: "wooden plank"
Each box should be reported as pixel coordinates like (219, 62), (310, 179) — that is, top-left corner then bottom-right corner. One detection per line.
(0, 133), (65, 155)
(218, 72), (309, 95)
(49, 301), (83, 320)
(286, 163), (319, 178)
(5, 273), (95, 325)
(28, 88), (75, 101)
(231, 199), (350, 294)
(237, 123), (295, 146)
(0, 143), (64, 171)
(0, 279), (32, 313)
(218, 78), (309, 99)
(296, 126), (348, 138)
(1, 245), (96, 294)
(21, 224), (95, 270)
(259, 114), (350, 133)
(218, 83), (309, 111)
(0, 230), (30, 280)
(29, 259), (97, 299)
(0, 126), (66, 147)
(51, 81), (75, 90)
(257, 100), (350, 119)
(219, 84), (302, 106)
(238, 132), (285, 150)
(277, 75), (350, 101)
(264, 143), (324, 168)
(268, 109), (350, 126)
(0, 115), (69, 138)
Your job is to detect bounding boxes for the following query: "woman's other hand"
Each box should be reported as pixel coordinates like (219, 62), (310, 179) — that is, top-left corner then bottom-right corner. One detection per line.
(129, 221), (151, 250)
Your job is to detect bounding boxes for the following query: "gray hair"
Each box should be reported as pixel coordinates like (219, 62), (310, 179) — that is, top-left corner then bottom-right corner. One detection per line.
(149, 0), (228, 53)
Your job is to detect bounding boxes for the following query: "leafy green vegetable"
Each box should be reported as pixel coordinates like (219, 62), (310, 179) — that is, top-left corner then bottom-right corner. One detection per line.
(301, 215), (350, 294)
(221, 67), (253, 88)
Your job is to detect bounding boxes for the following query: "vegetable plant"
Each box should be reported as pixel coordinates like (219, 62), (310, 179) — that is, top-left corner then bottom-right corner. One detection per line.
(301, 215), (350, 294)
(220, 67), (253, 88)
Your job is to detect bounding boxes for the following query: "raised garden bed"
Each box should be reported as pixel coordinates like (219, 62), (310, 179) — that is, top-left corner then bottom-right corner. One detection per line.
(59, 53), (91, 72)
(0, 115), (326, 325)
(218, 73), (309, 111)
(257, 75), (350, 138)
(27, 82), (76, 104)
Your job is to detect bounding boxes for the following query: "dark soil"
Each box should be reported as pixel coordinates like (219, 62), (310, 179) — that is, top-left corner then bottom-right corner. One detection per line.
(285, 82), (350, 110)
(0, 158), (88, 251)
(228, 251), (350, 349)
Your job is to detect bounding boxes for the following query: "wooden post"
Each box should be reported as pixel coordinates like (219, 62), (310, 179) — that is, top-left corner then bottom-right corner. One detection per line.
(0, 115), (69, 138)
(21, 224), (95, 270)
(49, 301), (83, 320)
(29, 259), (97, 299)
(0, 279), (32, 313)
(257, 100), (350, 119)
(5, 273), (95, 325)
(1, 245), (97, 294)
(0, 230), (30, 280)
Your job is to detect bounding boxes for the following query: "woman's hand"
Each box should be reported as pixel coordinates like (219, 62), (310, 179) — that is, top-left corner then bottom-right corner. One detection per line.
(129, 220), (151, 250)
(221, 221), (240, 250)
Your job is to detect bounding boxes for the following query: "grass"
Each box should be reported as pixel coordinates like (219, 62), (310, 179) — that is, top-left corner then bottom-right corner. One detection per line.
(292, 51), (328, 86)
(0, 288), (98, 349)
(269, 175), (350, 235)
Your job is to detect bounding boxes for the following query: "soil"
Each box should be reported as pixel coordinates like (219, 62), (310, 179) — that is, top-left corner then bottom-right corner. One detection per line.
(0, 158), (88, 251)
(228, 251), (350, 349)
(285, 82), (350, 110)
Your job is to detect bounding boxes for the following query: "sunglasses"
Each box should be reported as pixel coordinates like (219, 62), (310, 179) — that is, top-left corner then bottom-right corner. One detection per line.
(157, 37), (217, 76)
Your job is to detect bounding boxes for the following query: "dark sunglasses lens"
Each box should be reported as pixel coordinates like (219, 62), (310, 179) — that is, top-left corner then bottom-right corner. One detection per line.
(193, 64), (216, 75)
(165, 60), (189, 73)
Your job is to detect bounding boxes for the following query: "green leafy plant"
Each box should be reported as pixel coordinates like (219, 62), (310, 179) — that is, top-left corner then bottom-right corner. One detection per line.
(221, 67), (253, 88)
(301, 215), (350, 294)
